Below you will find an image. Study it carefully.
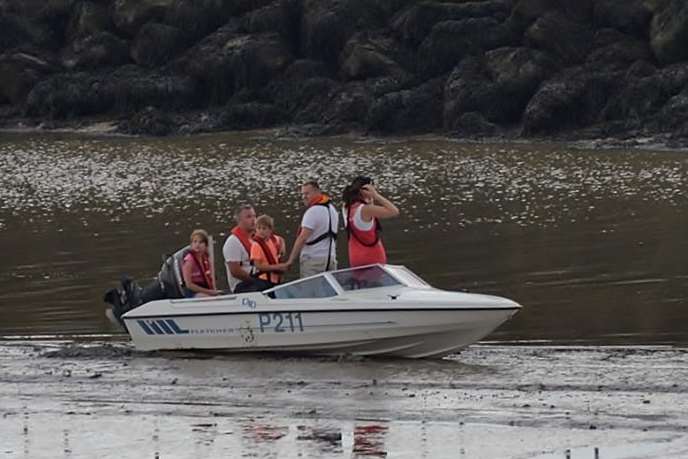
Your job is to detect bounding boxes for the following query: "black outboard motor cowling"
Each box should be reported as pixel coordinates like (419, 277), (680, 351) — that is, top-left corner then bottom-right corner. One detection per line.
(104, 245), (191, 328)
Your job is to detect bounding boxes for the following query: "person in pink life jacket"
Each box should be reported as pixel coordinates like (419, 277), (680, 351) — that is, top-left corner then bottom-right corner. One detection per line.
(341, 176), (399, 267)
(182, 229), (221, 297)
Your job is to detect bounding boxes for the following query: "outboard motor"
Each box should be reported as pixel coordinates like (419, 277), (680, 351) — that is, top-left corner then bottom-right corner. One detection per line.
(104, 245), (191, 329)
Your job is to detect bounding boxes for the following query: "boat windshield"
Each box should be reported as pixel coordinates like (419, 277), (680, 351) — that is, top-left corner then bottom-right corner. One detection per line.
(330, 265), (401, 291)
(269, 275), (338, 299)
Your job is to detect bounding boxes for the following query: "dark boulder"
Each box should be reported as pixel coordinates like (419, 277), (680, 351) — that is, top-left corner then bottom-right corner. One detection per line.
(0, 13), (58, 51)
(26, 66), (198, 118)
(655, 87), (688, 131)
(602, 62), (688, 122)
(418, 18), (514, 77)
(391, 1), (512, 45)
(282, 59), (333, 80)
(592, 0), (651, 37)
(241, 0), (299, 43)
(523, 69), (619, 134)
(299, 0), (391, 67)
(61, 31), (130, 69)
(66, 1), (113, 40)
(164, 0), (273, 42)
(220, 102), (285, 130)
(650, 0), (688, 64)
(340, 32), (407, 81)
(525, 12), (593, 65)
(131, 22), (188, 68)
(120, 105), (176, 136)
(443, 48), (555, 128)
(511, 0), (593, 28)
(586, 29), (653, 71)
(177, 24), (292, 104)
(112, 0), (175, 36)
(367, 77), (444, 133)
(0, 51), (57, 104)
(322, 82), (372, 130)
(453, 111), (497, 136)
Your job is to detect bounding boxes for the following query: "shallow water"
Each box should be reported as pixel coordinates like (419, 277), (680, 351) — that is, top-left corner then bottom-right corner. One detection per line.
(0, 132), (687, 343)
(1, 342), (687, 458)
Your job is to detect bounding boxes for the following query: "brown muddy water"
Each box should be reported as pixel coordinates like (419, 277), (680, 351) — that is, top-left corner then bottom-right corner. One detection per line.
(0, 131), (686, 342)
(1, 132), (688, 459)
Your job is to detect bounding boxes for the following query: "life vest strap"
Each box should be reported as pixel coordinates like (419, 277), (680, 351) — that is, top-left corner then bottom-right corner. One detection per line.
(305, 202), (337, 246)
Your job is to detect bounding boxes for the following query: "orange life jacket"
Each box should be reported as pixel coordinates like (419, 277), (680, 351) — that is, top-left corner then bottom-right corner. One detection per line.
(252, 234), (283, 284)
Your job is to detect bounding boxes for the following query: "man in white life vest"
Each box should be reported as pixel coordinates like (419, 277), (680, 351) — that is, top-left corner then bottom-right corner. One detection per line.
(286, 180), (339, 278)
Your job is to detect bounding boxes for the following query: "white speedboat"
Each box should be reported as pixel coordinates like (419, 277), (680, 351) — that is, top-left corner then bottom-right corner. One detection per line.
(122, 264), (521, 358)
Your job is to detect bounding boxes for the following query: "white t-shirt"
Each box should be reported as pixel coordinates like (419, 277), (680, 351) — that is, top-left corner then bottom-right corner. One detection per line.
(223, 234), (252, 292)
(301, 203), (339, 260)
(352, 204), (374, 231)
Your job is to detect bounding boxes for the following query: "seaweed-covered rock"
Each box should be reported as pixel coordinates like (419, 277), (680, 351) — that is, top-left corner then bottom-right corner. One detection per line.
(418, 18), (514, 77)
(112, 0), (175, 36)
(67, 1), (113, 39)
(299, 0), (389, 66)
(62, 31), (130, 69)
(586, 29), (652, 71)
(131, 22), (188, 68)
(649, 0), (688, 64)
(367, 77), (444, 133)
(525, 12), (593, 64)
(121, 105), (176, 136)
(602, 63), (688, 122)
(592, 0), (651, 37)
(340, 33), (406, 80)
(453, 111), (497, 136)
(26, 65), (198, 118)
(392, 0), (512, 45)
(443, 48), (554, 128)
(0, 51), (57, 104)
(523, 69), (618, 134)
(177, 24), (292, 104)
(221, 102), (285, 130)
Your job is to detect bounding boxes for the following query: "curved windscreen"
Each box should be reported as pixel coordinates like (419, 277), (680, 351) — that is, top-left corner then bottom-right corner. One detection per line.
(331, 265), (401, 291)
(270, 275), (338, 299)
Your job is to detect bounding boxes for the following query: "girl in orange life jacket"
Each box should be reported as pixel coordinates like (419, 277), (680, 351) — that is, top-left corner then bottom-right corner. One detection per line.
(342, 176), (400, 267)
(250, 214), (288, 288)
(182, 229), (221, 298)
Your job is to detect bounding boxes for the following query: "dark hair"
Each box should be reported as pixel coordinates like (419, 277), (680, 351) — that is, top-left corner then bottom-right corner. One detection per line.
(302, 180), (320, 190)
(342, 176), (373, 207)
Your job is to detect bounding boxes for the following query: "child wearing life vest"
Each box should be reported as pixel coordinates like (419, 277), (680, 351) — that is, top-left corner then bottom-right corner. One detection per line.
(182, 229), (220, 297)
(250, 215), (288, 288)
(342, 176), (400, 267)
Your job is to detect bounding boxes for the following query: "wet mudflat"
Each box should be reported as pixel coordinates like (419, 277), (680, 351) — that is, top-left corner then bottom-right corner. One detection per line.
(1, 341), (687, 458)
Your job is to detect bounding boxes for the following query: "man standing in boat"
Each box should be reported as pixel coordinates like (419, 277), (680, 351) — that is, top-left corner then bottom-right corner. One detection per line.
(223, 204), (258, 293)
(286, 180), (339, 278)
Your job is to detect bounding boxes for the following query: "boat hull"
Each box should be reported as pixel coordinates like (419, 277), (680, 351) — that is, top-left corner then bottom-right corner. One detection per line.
(124, 307), (519, 358)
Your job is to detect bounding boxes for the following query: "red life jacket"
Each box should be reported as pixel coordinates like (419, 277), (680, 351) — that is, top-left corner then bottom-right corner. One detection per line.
(231, 226), (253, 256)
(188, 251), (215, 290)
(346, 201), (386, 267)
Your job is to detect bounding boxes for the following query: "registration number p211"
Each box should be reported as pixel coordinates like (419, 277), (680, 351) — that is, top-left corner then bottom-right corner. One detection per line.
(258, 312), (305, 333)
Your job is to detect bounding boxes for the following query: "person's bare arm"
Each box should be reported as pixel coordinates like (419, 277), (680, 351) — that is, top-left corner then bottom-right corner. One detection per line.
(360, 185), (400, 221)
(227, 261), (253, 282)
(254, 260), (289, 273)
(286, 227), (313, 266)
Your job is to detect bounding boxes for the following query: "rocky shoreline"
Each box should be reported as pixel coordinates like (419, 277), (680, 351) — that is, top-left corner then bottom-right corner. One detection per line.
(3, 0), (688, 141)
